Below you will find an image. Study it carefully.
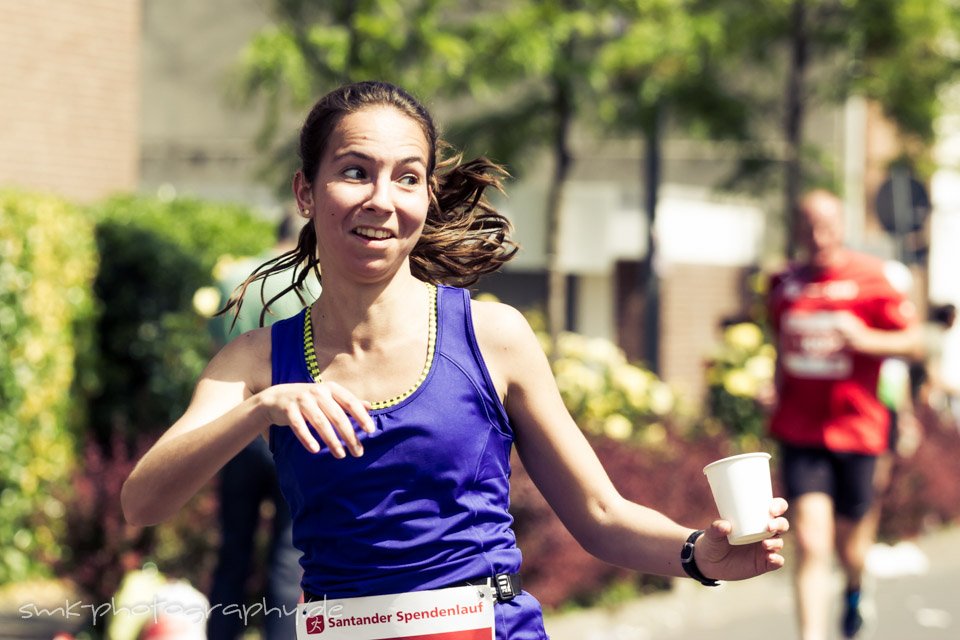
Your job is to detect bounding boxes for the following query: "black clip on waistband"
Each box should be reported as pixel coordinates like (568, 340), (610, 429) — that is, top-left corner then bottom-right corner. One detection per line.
(466, 572), (521, 603)
(304, 573), (523, 605)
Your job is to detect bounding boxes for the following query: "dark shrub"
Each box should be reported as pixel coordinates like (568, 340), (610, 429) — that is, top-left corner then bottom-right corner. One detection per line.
(86, 195), (274, 446)
(58, 195), (274, 610)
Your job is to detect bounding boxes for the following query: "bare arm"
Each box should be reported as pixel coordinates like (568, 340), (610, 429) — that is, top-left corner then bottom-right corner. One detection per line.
(121, 330), (272, 526)
(121, 329), (374, 526)
(836, 314), (924, 361)
(473, 301), (788, 581)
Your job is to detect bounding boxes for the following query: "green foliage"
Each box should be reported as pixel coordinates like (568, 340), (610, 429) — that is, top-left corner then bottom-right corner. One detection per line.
(40, 195), (276, 607)
(448, 1), (608, 169)
(595, 1), (736, 128)
(0, 190), (97, 583)
(86, 195), (275, 442)
(727, 0), (959, 188)
(848, 0), (960, 144)
(230, 0), (473, 190)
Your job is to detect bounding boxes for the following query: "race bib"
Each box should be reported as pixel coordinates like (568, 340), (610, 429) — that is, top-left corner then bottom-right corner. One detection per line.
(780, 310), (852, 379)
(297, 585), (496, 640)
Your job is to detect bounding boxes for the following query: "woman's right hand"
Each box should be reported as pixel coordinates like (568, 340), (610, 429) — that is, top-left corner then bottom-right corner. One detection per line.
(258, 381), (375, 458)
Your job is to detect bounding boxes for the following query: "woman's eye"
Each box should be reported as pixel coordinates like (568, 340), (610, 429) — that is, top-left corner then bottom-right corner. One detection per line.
(398, 174), (420, 186)
(343, 167), (365, 180)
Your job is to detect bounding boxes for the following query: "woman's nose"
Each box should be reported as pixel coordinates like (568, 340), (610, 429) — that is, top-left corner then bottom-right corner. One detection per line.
(363, 177), (394, 214)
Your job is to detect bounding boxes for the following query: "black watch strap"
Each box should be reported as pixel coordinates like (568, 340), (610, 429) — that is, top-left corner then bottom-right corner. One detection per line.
(680, 530), (720, 586)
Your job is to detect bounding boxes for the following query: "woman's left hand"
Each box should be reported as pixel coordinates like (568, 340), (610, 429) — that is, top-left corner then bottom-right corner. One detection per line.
(695, 498), (789, 581)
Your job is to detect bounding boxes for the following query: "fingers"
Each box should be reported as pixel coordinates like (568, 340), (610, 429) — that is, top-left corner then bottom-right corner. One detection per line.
(327, 381), (376, 434)
(761, 500), (789, 572)
(761, 534), (786, 570)
(769, 515), (790, 535)
(707, 518), (732, 540)
(300, 399), (353, 458)
(305, 382), (373, 458)
(696, 517), (789, 581)
(767, 498), (790, 536)
(284, 404), (322, 454)
(761, 534), (785, 555)
(266, 382), (374, 458)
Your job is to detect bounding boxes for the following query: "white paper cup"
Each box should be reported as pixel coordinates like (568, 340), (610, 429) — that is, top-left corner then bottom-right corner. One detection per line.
(703, 452), (775, 545)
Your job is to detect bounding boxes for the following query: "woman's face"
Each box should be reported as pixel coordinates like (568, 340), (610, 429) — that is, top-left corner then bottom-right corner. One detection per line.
(298, 105), (431, 284)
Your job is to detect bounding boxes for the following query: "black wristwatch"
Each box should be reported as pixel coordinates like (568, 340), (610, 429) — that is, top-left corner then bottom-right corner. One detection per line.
(680, 530), (720, 586)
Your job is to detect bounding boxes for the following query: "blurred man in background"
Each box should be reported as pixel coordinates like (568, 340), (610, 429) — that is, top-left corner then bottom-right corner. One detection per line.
(765, 190), (922, 640)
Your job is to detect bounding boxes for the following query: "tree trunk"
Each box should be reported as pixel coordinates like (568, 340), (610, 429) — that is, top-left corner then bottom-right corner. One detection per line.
(544, 75), (574, 361)
(640, 103), (663, 373)
(784, 0), (808, 258)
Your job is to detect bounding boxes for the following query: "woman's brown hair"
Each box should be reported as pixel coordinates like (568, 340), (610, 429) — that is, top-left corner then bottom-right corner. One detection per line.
(220, 80), (519, 327)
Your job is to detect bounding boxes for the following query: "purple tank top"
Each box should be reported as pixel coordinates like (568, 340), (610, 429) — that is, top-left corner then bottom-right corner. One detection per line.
(270, 285), (547, 639)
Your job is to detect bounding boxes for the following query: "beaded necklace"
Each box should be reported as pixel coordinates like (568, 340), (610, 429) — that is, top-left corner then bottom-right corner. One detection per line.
(302, 283), (438, 410)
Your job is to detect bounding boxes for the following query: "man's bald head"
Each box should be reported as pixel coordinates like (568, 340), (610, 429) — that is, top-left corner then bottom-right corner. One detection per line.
(796, 189), (845, 267)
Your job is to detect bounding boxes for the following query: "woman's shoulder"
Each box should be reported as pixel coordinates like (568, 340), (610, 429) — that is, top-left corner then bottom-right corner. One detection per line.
(206, 326), (274, 393)
(469, 297), (541, 355)
(470, 297), (527, 331)
(468, 298), (546, 398)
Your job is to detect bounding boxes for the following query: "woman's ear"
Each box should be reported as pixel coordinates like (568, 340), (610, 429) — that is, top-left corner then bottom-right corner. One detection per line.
(293, 170), (315, 218)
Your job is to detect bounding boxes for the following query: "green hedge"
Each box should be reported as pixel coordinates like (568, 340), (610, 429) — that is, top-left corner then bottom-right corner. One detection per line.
(86, 194), (275, 442)
(53, 195), (277, 604)
(0, 190), (97, 583)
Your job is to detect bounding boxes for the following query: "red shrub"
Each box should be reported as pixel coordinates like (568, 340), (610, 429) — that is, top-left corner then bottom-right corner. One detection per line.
(879, 404), (960, 539)
(60, 434), (218, 607)
(59, 434), (154, 603)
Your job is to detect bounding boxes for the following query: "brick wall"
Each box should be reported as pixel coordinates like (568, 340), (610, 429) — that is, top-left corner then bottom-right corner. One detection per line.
(659, 263), (751, 404)
(0, 0), (141, 202)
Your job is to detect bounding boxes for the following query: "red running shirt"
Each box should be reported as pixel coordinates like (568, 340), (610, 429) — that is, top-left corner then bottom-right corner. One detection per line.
(767, 250), (914, 454)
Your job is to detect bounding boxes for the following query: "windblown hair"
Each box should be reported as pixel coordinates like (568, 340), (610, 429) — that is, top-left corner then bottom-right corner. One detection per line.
(220, 80), (518, 328)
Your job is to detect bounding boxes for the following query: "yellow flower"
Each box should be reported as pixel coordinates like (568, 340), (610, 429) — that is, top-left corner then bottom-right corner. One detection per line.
(603, 414), (633, 440)
(611, 364), (651, 407)
(584, 337), (626, 367)
(557, 332), (588, 360)
(648, 381), (675, 416)
(573, 366), (606, 395)
(745, 354), (774, 381)
(584, 391), (620, 420)
(553, 358), (601, 406)
(725, 322), (764, 352)
(192, 286), (222, 317)
(723, 370), (758, 397)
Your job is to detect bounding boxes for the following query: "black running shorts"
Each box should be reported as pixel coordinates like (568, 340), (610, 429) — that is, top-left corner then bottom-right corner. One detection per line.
(779, 443), (878, 520)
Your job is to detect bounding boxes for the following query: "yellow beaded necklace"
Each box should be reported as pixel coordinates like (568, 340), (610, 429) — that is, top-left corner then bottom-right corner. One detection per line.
(302, 283), (438, 410)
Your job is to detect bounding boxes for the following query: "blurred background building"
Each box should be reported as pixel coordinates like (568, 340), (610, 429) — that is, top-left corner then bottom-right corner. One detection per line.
(0, 0), (140, 201)
(3, 0), (958, 402)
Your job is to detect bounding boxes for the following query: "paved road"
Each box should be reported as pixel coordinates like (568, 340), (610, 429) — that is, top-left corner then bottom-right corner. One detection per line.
(544, 527), (957, 640)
